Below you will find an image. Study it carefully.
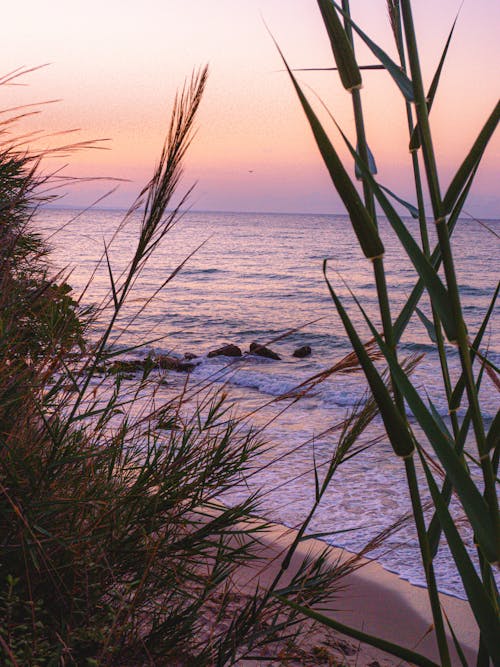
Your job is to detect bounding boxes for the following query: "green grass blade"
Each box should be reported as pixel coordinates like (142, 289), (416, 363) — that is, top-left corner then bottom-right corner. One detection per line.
(323, 263), (414, 457)
(353, 293), (498, 563)
(487, 408), (499, 455)
(103, 241), (119, 312)
(445, 614), (469, 667)
(274, 42), (384, 260)
(355, 141), (377, 180)
(331, 0), (414, 101)
(450, 281), (499, 411)
(393, 165), (478, 342)
(333, 120), (457, 341)
(426, 394), (453, 439)
(419, 452), (500, 663)
(443, 101), (500, 215)
(416, 307), (438, 343)
(410, 13), (458, 151)
(379, 183), (419, 218)
(273, 594), (439, 667)
(317, 0), (362, 90)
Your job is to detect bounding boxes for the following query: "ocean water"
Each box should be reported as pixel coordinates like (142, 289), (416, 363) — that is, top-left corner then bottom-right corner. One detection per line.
(40, 207), (499, 599)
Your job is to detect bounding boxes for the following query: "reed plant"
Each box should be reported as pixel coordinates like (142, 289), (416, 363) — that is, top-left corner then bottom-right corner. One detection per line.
(273, 1), (499, 665)
(0, 67), (358, 665)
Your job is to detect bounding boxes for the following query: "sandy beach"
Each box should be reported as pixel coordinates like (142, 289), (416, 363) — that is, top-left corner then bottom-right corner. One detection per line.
(226, 519), (478, 666)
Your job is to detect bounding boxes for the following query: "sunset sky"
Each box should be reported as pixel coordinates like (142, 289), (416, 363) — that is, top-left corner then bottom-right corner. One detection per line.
(3, 1), (499, 217)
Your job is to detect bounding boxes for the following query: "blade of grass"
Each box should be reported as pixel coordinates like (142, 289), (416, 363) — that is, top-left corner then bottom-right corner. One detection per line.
(418, 451), (500, 663)
(443, 101), (500, 215)
(331, 0), (415, 101)
(271, 38), (384, 260)
(409, 13), (459, 151)
(352, 289), (498, 563)
(317, 0), (362, 90)
(273, 594), (440, 667)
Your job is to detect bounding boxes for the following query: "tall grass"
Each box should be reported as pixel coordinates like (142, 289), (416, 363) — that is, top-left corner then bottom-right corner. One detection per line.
(273, 2), (500, 665)
(0, 67), (360, 665)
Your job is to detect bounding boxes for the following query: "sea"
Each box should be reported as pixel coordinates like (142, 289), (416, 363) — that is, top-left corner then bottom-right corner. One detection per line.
(39, 207), (499, 600)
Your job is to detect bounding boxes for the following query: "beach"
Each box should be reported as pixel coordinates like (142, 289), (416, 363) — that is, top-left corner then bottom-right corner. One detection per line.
(42, 208), (499, 601)
(225, 520), (478, 666)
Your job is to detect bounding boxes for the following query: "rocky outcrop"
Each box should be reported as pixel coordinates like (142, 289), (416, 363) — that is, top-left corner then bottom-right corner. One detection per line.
(183, 352), (198, 360)
(155, 355), (194, 372)
(207, 344), (242, 358)
(107, 359), (145, 374)
(249, 342), (281, 360)
(292, 345), (312, 358)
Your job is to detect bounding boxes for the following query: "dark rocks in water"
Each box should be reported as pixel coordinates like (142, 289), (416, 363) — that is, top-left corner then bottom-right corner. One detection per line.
(155, 354), (194, 372)
(183, 352), (198, 360)
(292, 345), (312, 358)
(107, 359), (145, 374)
(249, 341), (281, 360)
(207, 344), (242, 358)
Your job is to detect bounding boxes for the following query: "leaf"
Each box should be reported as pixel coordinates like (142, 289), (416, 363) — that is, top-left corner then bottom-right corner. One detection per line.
(379, 184), (419, 219)
(273, 40), (384, 260)
(393, 165), (478, 343)
(355, 141), (377, 180)
(443, 101), (500, 215)
(353, 292), (498, 563)
(292, 65), (384, 72)
(410, 13), (459, 151)
(317, 0), (362, 91)
(331, 0), (414, 101)
(273, 594), (440, 667)
(323, 263), (414, 457)
(416, 307), (437, 342)
(486, 410), (500, 455)
(419, 452), (500, 663)
(103, 240), (119, 312)
(333, 118), (457, 341)
(450, 281), (499, 411)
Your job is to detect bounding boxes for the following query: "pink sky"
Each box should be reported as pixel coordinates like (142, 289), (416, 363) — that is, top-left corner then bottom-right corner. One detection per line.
(3, 1), (499, 217)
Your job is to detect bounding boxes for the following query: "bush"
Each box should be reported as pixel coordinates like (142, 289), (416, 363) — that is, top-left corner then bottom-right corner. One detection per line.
(0, 67), (348, 666)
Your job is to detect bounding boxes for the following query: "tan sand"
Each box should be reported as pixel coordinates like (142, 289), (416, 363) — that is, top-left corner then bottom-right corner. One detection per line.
(229, 519), (478, 666)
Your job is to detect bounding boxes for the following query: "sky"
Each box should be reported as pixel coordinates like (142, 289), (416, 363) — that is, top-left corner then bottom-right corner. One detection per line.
(2, 1), (499, 217)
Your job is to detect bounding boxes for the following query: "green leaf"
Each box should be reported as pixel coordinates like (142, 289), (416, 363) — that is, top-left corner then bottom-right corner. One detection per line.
(317, 0), (362, 91)
(103, 240), (119, 311)
(486, 410), (500, 455)
(419, 452), (500, 663)
(353, 293), (498, 563)
(379, 184), (419, 219)
(355, 142), (377, 180)
(443, 101), (500, 214)
(333, 119), (457, 341)
(331, 0), (414, 101)
(409, 13), (458, 151)
(273, 594), (440, 667)
(273, 41), (384, 260)
(445, 615), (470, 667)
(393, 165), (478, 343)
(450, 281), (499, 411)
(416, 306), (437, 342)
(323, 263), (414, 457)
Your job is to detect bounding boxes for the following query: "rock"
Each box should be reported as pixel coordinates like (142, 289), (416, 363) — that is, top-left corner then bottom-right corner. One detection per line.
(249, 342), (281, 360)
(292, 345), (312, 358)
(183, 352), (198, 360)
(207, 344), (242, 358)
(155, 354), (194, 372)
(107, 359), (145, 374)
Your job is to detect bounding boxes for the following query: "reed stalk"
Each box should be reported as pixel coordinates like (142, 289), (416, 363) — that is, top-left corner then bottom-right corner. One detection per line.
(399, 0), (500, 564)
(275, 1), (500, 663)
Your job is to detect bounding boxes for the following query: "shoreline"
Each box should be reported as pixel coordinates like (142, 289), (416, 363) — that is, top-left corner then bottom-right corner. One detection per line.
(229, 517), (478, 666)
